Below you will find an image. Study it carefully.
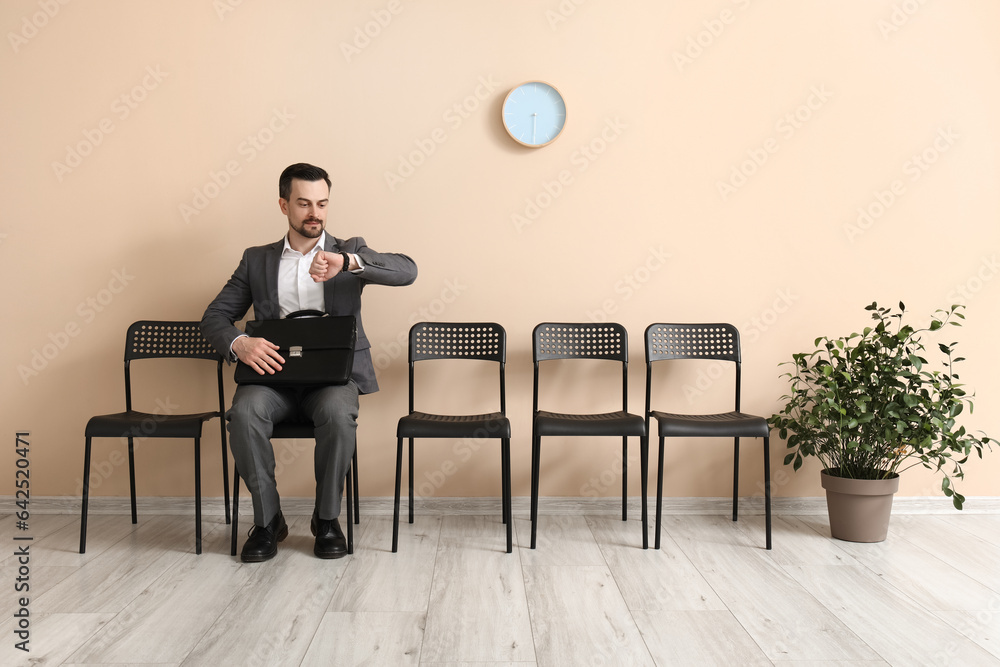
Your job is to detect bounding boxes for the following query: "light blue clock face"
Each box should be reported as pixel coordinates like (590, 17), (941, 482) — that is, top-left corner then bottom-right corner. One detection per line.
(502, 81), (566, 147)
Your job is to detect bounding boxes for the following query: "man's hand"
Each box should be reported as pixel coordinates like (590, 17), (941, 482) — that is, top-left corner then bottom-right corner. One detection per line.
(309, 251), (346, 283)
(233, 336), (284, 375)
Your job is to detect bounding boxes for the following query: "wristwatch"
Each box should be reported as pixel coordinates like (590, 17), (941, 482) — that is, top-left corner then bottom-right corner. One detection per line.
(340, 252), (351, 273)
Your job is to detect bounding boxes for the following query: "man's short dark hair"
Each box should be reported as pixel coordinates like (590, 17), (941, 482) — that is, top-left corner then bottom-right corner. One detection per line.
(279, 163), (331, 201)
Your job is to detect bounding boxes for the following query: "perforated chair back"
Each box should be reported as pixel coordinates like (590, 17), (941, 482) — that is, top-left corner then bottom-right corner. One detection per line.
(645, 323), (743, 411)
(645, 323), (741, 363)
(410, 322), (505, 363)
(122, 321), (223, 412)
(532, 322), (631, 413)
(408, 322), (506, 415)
(533, 322), (629, 362)
(125, 321), (220, 361)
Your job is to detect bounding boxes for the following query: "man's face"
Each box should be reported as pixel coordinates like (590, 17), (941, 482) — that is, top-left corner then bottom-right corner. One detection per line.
(280, 178), (329, 240)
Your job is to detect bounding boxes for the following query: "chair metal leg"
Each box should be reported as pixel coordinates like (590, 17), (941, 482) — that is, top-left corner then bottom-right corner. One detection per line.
(732, 436), (740, 522)
(640, 435), (649, 550)
(501, 439), (509, 525)
(127, 436), (137, 524)
(392, 436), (403, 553)
(194, 437), (202, 555)
(506, 441), (512, 529)
(80, 436), (92, 554)
(655, 436), (665, 550)
(503, 438), (512, 553)
(621, 436), (628, 522)
(231, 465), (240, 557)
(530, 431), (540, 549)
(345, 462), (354, 555)
(529, 428), (537, 522)
(220, 419), (231, 525)
(764, 436), (772, 550)
(352, 447), (360, 525)
(408, 438), (415, 524)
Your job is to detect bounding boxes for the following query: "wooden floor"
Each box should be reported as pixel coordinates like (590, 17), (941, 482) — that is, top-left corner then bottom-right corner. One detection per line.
(2, 507), (1000, 666)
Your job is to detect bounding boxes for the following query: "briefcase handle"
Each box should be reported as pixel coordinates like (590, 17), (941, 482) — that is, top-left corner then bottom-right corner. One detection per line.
(285, 309), (328, 319)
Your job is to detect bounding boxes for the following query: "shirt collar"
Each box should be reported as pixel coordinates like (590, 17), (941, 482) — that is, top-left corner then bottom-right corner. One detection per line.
(282, 230), (327, 257)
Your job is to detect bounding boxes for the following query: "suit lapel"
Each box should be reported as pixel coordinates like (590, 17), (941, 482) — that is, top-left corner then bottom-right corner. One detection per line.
(262, 239), (283, 319)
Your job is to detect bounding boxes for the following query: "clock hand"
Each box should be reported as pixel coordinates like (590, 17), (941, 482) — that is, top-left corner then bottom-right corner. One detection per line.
(532, 112), (537, 144)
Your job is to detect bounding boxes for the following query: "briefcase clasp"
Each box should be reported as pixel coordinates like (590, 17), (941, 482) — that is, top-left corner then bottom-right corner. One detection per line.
(289, 346), (303, 358)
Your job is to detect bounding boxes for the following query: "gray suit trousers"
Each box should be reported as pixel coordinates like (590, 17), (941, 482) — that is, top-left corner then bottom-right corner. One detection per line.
(228, 382), (359, 526)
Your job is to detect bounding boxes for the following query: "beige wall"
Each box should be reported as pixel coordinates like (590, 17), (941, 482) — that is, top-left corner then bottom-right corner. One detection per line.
(2, 0), (998, 506)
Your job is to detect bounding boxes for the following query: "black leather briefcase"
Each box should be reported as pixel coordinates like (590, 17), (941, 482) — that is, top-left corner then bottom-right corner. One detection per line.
(234, 311), (356, 387)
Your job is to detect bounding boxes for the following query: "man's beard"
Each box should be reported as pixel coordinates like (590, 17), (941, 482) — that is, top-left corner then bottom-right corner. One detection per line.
(296, 218), (324, 238)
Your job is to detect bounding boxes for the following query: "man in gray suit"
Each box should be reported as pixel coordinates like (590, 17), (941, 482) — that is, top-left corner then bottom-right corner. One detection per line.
(201, 163), (417, 562)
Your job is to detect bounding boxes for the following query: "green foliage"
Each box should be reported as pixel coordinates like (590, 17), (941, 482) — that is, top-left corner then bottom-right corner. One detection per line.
(768, 302), (995, 509)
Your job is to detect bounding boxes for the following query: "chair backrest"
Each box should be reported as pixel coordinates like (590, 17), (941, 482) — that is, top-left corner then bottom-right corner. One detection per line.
(408, 322), (506, 414)
(122, 321), (224, 413)
(532, 322), (630, 413)
(644, 323), (742, 413)
(125, 321), (221, 361)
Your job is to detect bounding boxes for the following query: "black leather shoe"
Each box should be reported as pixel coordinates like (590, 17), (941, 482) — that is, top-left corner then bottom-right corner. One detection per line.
(311, 511), (348, 559)
(241, 510), (288, 563)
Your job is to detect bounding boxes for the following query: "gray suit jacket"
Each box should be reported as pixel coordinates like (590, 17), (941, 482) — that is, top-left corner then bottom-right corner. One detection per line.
(200, 235), (417, 394)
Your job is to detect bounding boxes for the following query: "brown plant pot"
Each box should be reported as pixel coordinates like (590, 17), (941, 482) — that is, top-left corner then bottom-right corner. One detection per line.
(820, 469), (900, 543)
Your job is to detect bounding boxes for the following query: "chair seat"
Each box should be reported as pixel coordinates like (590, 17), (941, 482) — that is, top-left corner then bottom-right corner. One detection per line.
(535, 410), (646, 437)
(650, 410), (769, 438)
(85, 410), (218, 439)
(397, 411), (511, 439)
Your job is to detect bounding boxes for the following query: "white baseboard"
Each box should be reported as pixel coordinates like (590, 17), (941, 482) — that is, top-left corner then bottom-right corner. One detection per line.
(13, 495), (1000, 517)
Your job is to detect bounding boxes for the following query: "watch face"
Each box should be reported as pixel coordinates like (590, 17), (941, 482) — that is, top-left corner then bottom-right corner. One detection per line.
(502, 81), (566, 147)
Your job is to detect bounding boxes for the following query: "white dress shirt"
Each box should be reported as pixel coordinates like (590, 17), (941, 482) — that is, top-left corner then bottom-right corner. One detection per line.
(279, 231), (327, 317)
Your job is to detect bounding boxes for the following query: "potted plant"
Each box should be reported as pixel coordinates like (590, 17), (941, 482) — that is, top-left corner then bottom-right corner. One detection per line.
(769, 301), (995, 542)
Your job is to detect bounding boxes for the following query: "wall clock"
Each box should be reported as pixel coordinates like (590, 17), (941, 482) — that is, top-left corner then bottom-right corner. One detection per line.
(502, 81), (566, 147)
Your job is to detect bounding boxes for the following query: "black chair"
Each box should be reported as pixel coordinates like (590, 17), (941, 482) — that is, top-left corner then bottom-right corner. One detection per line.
(230, 421), (358, 556)
(530, 322), (648, 549)
(80, 321), (230, 555)
(644, 323), (771, 550)
(393, 322), (512, 553)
